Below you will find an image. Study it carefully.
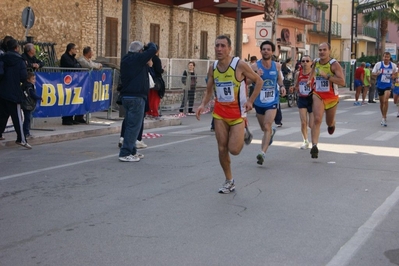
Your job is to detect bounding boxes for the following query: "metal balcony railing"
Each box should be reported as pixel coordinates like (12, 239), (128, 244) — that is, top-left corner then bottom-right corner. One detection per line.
(278, 0), (322, 22)
(243, 0), (265, 6)
(309, 19), (341, 37)
(357, 26), (377, 38)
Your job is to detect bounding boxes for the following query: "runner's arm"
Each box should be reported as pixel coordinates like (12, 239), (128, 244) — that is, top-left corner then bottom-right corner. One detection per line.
(329, 62), (346, 86)
(200, 65), (214, 107)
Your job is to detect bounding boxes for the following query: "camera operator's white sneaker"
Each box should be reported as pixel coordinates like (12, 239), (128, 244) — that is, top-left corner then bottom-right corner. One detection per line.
(136, 140), (147, 149)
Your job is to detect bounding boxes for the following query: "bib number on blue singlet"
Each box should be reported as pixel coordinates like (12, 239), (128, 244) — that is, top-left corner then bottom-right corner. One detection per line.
(260, 87), (275, 103)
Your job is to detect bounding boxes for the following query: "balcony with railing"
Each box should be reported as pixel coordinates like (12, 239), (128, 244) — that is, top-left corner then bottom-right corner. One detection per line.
(153, 0), (265, 19)
(357, 26), (377, 39)
(278, 0), (328, 25)
(308, 19), (342, 38)
(243, 0), (265, 6)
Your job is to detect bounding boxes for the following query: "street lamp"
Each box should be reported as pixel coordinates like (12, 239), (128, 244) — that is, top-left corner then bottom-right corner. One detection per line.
(235, 0), (242, 57)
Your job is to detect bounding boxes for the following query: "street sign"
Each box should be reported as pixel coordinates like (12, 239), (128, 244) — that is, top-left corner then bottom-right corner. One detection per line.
(21, 7), (35, 29)
(357, 0), (389, 13)
(360, 2), (388, 13)
(255, 21), (272, 40)
(385, 43), (397, 61)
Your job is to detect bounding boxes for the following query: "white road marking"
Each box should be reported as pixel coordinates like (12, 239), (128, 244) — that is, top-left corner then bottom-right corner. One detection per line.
(143, 125), (189, 133)
(0, 136), (208, 182)
(170, 126), (213, 134)
(364, 131), (399, 141)
(336, 109), (349, 114)
(354, 111), (377, 115)
(273, 127), (301, 136)
(326, 186), (399, 266)
(320, 128), (356, 138)
(251, 140), (399, 158)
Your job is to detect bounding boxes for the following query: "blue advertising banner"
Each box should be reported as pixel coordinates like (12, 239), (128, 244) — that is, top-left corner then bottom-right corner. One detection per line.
(33, 70), (113, 118)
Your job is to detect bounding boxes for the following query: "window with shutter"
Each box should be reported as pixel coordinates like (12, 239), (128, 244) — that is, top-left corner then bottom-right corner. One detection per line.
(105, 17), (118, 57)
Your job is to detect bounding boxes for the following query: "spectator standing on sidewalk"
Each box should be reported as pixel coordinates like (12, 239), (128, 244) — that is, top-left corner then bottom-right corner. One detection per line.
(0, 35), (15, 140)
(21, 43), (44, 72)
(372, 52), (397, 127)
(0, 38), (31, 149)
(353, 62), (365, 106)
(179, 61), (197, 115)
(392, 64), (399, 117)
(21, 72), (42, 139)
(118, 41), (157, 162)
(368, 63), (377, 103)
(0, 36), (13, 55)
(60, 43), (84, 125)
(146, 45), (163, 118)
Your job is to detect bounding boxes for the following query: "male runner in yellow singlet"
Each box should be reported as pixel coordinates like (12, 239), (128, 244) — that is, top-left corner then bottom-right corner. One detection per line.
(196, 35), (263, 194)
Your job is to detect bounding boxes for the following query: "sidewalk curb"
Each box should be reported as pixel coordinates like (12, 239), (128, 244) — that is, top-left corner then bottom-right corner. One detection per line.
(0, 117), (182, 148)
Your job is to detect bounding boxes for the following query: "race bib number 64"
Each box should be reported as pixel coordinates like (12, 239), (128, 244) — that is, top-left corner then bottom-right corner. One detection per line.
(215, 81), (235, 102)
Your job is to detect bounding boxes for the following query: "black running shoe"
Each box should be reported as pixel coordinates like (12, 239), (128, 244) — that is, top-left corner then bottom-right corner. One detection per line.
(310, 145), (318, 159)
(327, 126), (335, 135)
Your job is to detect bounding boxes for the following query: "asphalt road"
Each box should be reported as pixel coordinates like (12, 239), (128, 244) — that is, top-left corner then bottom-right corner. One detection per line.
(1, 98), (399, 266)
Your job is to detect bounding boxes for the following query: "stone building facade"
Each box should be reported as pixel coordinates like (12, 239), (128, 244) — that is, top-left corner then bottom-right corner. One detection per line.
(0, 0), (236, 62)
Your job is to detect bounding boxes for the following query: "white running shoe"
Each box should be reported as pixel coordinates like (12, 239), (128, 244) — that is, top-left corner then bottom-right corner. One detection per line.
(136, 140), (148, 149)
(300, 140), (309, 150)
(133, 153), (144, 159)
(381, 119), (387, 127)
(218, 180), (235, 194)
(118, 137), (124, 148)
(16, 141), (32, 149)
(119, 154), (140, 162)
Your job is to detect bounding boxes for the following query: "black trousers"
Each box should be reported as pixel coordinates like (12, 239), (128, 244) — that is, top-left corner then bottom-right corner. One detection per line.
(179, 88), (196, 113)
(0, 97), (26, 143)
(274, 103), (282, 124)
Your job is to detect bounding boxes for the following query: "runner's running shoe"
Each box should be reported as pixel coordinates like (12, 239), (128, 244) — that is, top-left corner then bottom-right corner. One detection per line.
(218, 179), (235, 194)
(244, 127), (253, 145)
(310, 145), (318, 159)
(269, 127), (276, 145)
(327, 125), (335, 135)
(300, 140), (309, 149)
(256, 153), (265, 165)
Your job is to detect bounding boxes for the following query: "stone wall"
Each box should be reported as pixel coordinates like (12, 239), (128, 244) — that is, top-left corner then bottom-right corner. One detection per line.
(0, 0), (235, 62)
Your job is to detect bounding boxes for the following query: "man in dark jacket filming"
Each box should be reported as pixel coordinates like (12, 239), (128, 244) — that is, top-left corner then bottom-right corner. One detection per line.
(118, 41), (157, 162)
(0, 38), (31, 149)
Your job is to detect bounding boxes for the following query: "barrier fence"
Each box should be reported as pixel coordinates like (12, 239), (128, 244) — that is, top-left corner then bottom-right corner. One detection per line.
(5, 59), (213, 132)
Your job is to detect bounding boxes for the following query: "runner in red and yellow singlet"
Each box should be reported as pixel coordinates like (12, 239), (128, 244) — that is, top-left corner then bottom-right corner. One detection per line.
(196, 35), (263, 194)
(308, 42), (346, 159)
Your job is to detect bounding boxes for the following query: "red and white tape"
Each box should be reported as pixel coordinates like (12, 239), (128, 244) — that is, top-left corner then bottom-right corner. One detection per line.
(142, 133), (163, 139)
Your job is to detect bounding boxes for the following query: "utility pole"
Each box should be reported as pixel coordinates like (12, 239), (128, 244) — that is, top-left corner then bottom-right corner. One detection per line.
(121, 0), (130, 57)
(235, 0), (242, 57)
(328, 0), (333, 44)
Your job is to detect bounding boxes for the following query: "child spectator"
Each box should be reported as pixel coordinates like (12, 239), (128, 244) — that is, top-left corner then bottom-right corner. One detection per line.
(22, 72), (42, 138)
